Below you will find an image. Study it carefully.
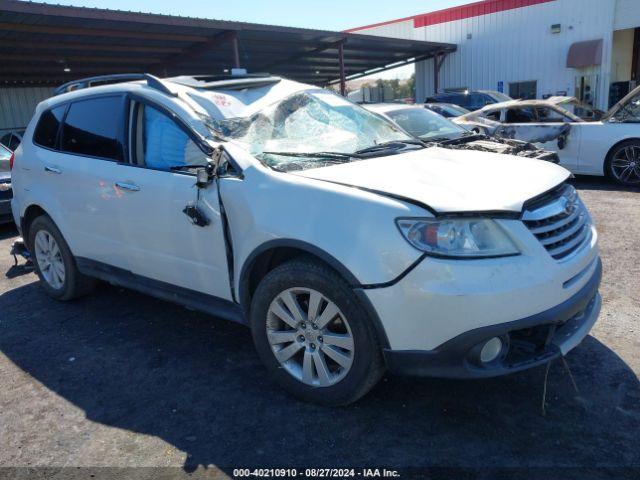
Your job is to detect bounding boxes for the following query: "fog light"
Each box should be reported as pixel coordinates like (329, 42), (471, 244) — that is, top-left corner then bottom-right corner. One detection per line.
(480, 337), (503, 363)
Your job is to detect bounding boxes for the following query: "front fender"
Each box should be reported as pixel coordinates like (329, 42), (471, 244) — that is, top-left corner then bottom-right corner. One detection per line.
(220, 164), (427, 300)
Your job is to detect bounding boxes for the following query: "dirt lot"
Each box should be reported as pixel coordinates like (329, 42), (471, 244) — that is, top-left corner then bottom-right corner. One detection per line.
(0, 178), (638, 478)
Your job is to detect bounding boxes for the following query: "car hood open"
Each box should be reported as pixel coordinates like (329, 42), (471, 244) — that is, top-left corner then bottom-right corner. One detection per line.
(292, 146), (570, 214)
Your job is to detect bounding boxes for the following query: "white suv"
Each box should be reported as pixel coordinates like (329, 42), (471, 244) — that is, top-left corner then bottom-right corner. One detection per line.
(11, 74), (602, 405)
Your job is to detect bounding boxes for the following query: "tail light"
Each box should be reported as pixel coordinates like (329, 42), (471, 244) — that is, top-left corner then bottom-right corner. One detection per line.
(9, 152), (14, 170)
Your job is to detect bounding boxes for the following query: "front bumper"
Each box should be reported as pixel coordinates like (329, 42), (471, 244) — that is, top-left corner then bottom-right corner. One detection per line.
(384, 259), (602, 378)
(0, 197), (12, 223)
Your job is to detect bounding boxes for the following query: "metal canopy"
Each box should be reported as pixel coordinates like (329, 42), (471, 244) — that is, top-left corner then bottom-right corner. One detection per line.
(0, 0), (456, 89)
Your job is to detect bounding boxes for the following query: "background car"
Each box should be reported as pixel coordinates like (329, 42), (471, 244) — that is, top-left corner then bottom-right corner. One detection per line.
(455, 85), (640, 186)
(425, 90), (512, 111)
(0, 143), (13, 224)
(424, 102), (470, 118)
(364, 103), (559, 163)
(0, 129), (24, 152)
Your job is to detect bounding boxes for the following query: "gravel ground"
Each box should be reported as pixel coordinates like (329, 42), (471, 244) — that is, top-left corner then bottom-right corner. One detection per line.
(0, 177), (638, 479)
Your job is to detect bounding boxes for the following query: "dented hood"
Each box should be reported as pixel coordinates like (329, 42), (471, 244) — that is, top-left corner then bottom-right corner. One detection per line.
(292, 147), (570, 214)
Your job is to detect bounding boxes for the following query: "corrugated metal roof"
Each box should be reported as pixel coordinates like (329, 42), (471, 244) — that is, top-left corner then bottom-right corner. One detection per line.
(0, 0), (456, 86)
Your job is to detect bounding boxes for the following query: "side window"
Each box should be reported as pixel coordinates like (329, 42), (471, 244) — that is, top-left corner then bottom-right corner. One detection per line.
(131, 103), (203, 171)
(505, 107), (536, 123)
(61, 96), (124, 161)
(484, 110), (501, 121)
(0, 133), (11, 149)
(468, 93), (486, 110)
(33, 106), (66, 149)
(9, 134), (21, 150)
(534, 107), (570, 123)
(455, 94), (470, 108)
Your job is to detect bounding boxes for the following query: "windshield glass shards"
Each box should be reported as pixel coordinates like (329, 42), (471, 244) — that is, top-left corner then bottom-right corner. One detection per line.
(613, 92), (640, 123)
(204, 90), (415, 171)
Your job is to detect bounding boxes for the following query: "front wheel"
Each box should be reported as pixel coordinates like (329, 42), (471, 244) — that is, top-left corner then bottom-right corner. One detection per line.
(606, 140), (640, 186)
(250, 258), (385, 405)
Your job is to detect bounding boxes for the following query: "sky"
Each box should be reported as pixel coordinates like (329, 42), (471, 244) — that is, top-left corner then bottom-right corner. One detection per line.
(39, 0), (471, 80)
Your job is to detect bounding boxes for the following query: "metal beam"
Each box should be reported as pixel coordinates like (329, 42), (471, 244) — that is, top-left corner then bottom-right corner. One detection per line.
(259, 39), (345, 72)
(232, 32), (241, 68)
(0, 53), (150, 64)
(0, 22), (208, 42)
(433, 51), (447, 95)
(0, 40), (183, 54)
(338, 41), (346, 96)
(326, 52), (438, 86)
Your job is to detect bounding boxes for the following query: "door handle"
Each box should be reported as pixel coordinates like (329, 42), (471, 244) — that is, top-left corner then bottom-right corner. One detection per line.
(115, 181), (140, 192)
(44, 166), (62, 174)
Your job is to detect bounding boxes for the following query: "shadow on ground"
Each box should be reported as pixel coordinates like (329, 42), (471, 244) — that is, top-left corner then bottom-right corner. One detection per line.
(1, 279), (639, 474)
(570, 175), (640, 193)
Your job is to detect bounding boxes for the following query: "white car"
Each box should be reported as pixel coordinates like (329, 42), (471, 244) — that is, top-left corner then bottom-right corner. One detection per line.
(11, 74), (602, 405)
(455, 87), (640, 186)
(364, 103), (559, 163)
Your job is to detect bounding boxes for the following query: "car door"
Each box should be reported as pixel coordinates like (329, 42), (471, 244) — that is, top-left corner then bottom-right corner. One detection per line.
(37, 95), (135, 269)
(496, 106), (580, 171)
(110, 98), (232, 300)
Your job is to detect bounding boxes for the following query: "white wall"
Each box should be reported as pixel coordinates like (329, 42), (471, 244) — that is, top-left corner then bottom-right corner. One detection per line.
(614, 0), (640, 30)
(353, 0), (629, 110)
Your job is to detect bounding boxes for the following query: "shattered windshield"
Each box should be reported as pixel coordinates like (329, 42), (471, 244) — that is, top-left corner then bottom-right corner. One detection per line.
(386, 108), (466, 140)
(613, 91), (640, 123)
(205, 89), (412, 171)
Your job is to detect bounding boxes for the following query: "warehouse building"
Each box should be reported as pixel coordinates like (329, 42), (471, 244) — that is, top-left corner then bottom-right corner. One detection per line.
(0, 0), (455, 134)
(347, 0), (640, 111)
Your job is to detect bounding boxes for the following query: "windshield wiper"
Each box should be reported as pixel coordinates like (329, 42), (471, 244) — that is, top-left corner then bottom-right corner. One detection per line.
(354, 139), (425, 155)
(261, 151), (360, 160)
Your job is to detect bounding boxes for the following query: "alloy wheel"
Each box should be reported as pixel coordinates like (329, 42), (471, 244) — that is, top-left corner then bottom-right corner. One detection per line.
(34, 230), (66, 289)
(266, 288), (355, 387)
(611, 145), (640, 185)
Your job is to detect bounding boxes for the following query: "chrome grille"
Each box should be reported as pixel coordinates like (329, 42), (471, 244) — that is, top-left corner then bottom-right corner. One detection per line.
(523, 185), (591, 260)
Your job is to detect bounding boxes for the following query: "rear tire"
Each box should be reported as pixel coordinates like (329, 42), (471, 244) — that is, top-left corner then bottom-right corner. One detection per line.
(250, 258), (385, 406)
(606, 140), (640, 186)
(28, 215), (96, 300)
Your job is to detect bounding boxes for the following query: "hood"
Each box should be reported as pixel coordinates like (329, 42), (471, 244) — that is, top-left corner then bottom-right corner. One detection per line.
(292, 147), (569, 214)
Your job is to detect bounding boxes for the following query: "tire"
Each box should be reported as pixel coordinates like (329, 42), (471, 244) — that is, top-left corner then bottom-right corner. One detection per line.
(606, 140), (640, 187)
(250, 258), (385, 406)
(28, 215), (96, 301)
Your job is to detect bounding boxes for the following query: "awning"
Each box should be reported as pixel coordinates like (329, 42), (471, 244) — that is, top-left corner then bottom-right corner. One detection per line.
(0, 0), (456, 87)
(566, 39), (603, 68)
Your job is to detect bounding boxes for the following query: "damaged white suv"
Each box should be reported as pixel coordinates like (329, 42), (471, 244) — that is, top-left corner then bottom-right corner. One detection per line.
(11, 74), (602, 405)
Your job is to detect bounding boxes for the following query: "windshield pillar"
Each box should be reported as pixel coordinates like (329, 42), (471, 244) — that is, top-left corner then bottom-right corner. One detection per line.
(339, 41), (347, 96)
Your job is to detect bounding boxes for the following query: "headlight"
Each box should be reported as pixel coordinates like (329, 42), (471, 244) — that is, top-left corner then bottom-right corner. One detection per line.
(396, 217), (519, 258)
(0, 182), (11, 192)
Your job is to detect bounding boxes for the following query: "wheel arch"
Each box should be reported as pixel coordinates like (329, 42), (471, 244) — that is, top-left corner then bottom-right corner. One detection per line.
(604, 137), (640, 177)
(21, 203), (49, 241)
(238, 239), (390, 349)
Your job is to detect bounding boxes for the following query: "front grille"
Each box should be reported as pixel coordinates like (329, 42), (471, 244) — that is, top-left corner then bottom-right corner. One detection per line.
(523, 184), (591, 260)
(0, 181), (11, 201)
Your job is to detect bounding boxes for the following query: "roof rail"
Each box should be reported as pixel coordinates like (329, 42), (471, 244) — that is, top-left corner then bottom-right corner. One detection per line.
(54, 73), (176, 97)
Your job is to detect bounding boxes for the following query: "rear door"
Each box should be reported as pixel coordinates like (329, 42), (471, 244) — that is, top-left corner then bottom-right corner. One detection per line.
(51, 94), (133, 268)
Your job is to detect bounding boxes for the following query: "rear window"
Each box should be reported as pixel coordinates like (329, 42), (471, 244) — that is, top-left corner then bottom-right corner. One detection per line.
(34, 106), (66, 149)
(61, 96), (124, 161)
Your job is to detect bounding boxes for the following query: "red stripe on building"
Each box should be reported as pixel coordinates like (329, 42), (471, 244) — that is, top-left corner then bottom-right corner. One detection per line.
(345, 0), (555, 33)
(413, 0), (555, 28)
